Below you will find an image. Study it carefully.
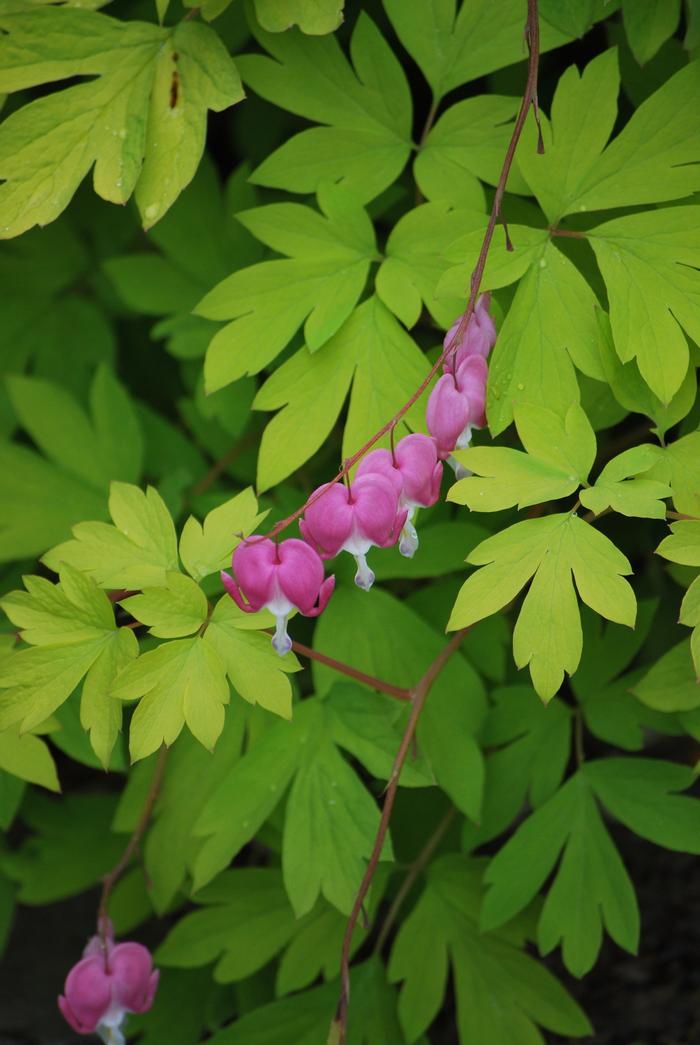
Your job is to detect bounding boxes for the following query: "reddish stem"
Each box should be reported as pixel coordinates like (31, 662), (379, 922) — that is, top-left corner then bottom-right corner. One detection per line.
(289, 638), (410, 701)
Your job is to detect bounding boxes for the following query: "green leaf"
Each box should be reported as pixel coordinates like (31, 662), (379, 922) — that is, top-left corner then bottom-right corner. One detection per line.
(481, 775), (639, 978)
(0, 564), (125, 731)
(657, 520), (700, 568)
(126, 968), (223, 1045)
(376, 203), (482, 329)
(371, 520), (490, 582)
(539, 0), (595, 36)
(0, 728), (59, 791)
(0, 8), (244, 234)
(254, 0), (344, 34)
(632, 641), (700, 711)
(449, 402), (596, 511)
(157, 868), (297, 980)
(656, 431), (700, 516)
(81, 626), (138, 769)
(448, 514), (636, 700)
(1, 792), (124, 903)
(199, 187), (376, 390)
(585, 757), (700, 853)
(519, 55), (700, 219)
(192, 702), (317, 888)
(0, 366), (143, 561)
(44, 481), (179, 589)
(390, 855), (591, 1042)
(254, 297), (428, 490)
(589, 207), (700, 401)
(414, 96), (528, 209)
(239, 15), (412, 202)
(580, 444), (671, 519)
(283, 712), (391, 917)
(121, 574), (209, 639)
(111, 636), (230, 761)
(657, 521), (700, 677)
(179, 488), (267, 581)
(203, 595), (300, 719)
(623, 0), (681, 64)
(383, 0), (588, 101)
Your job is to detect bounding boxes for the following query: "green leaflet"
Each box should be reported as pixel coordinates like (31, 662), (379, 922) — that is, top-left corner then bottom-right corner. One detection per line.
(0, 366), (142, 562)
(633, 640), (700, 711)
(314, 587), (487, 804)
(203, 595), (300, 720)
(589, 207), (700, 402)
(254, 297), (428, 491)
(376, 203), (482, 329)
(43, 481), (179, 590)
(110, 635), (230, 761)
(0, 728), (59, 792)
(623, 0), (681, 65)
(656, 520), (700, 676)
(179, 488), (267, 582)
(0, 7), (243, 234)
(0, 564), (128, 736)
(414, 96), (528, 209)
(448, 514), (636, 700)
(239, 14), (412, 202)
(1, 792), (124, 903)
(579, 444), (671, 519)
(121, 574), (209, 639)
(126, 968), (223, 1045)
(390, 855), (591, 1042)
(518, 52), (700, 219)
(448, 402), (596, 512)
(199, 186), (376, 391)
(654, 430), (700, 517)
(157, 868), (298, 981)
(253, 0), (345, 35)
(481, 773), (639, 978)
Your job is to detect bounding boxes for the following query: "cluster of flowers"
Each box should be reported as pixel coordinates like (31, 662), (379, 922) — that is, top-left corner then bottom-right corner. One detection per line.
(221, 296), (496, 656)
(58, 301), (495, 1040)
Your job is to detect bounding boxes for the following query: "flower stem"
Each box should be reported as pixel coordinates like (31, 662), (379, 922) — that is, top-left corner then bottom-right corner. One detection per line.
(288, 638), (411, 701)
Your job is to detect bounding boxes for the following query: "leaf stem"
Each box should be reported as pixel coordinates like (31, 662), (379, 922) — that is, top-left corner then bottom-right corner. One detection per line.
(288, 638), (411, 701)
(372, 805), (456, 956)
(333, 629), (468, 1043)
(97, 744), (169, 937)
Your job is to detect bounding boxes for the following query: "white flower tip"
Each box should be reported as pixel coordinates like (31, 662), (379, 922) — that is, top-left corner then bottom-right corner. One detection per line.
(271, 615), (293, 656)
(447, 455), (473, 481)
(399, 522), (419, 558)
(354, 554), (375, 591)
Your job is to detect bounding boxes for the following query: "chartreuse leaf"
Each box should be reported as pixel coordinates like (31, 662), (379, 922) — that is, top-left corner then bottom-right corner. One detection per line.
(0, 366), (142, 561)
(157, 869), (297, 981)
(376, 204), (482, 329)
(633, 640), (700, 711)
(110, 636), (229, 761)
(656, 520), (700, 676)
(81, 627), (138, 769)
(0, 729), (59, 792)
(0, 7), (243, 235)
(1, 792), (124, 903)
(655, 431), (700, 517)
(114, 704), (245, 911)
(481, 774), (639, 978)
(382, 0), (596, 101)
(449, 402), (596, 512)
(179, 488), (267, 582)
(283, 703), (392, 917)
(254, 0), (344, 34)
(199, 186), (376, 391)
(239, 14), (412, 202)
(580, 444), (671, 519)
(120, 574), (208, 639)
(518, 53), (700, 219)
(44, 481), (179, 589)
(589, 207), (700, 402)
(203, 595), (300, 719)
(192, 707), (313, 889)
(314, 586), (486, 820)
(254, 297), (428, 491)
(448, 514), (636, 700)
(463, 685), (572, 850)
(0, 564), (130, 735)
(414, 96), (528, 209)
(623, 0), (681, 64)
(390, 855), (591, 1042)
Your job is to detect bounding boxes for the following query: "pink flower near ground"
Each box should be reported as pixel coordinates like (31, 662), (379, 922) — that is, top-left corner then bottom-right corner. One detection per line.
(300, 474), (406, 590)
(58, 923), (158, 1044)
(221, 537), (334, 655)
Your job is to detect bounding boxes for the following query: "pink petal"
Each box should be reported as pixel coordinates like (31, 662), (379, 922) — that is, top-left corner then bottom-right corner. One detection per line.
(305, 574), (336, 617)
(220, 571), (255, 613)
(394, 433), (441, 507)
(426, 374), (471, 458)
(456, 355), (488, 428)
(355, 448), (404, 498)
(351, 474), (402, 546)
(59, 956), (112, 1034)
(110, 942), (158, 1014)
(276, 538), (326, 614)
(301, 483), (354, 558)
(231, 538), (278, 612)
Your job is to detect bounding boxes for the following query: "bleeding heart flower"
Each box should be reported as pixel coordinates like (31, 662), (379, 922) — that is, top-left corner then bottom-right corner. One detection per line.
(221, 537), (334, 655)
(426, 354), (488, 475)
(443, 293), (497, 373)
(58, 922), (158, 1044)
(356, 434), (442, 557)
(300, 474), (407, 590)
